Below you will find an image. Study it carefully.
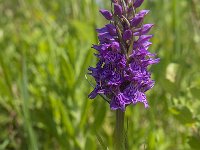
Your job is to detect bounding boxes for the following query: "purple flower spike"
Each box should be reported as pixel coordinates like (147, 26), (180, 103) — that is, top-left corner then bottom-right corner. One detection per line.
(88, 0), (159, 111)
(133, 0), (144, 8)
(100, 9), (112, 20)
(114, 4), (123, 17)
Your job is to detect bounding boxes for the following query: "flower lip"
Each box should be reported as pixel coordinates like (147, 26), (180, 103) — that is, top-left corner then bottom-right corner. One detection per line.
(110, 93), (128, 111)
(111, 42), (120, 52)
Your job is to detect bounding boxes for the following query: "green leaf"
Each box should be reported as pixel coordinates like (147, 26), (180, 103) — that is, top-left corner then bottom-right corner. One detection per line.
(91, 102), (107, 132)
(0, 139), (9, 150)
(96, 133), (108, 150)
(60, 54), (75, 91)
(190, 87), (200, 99)
(70, 20), (95, 42)
(170, 106), (196, 125)
(160, 78), (177, 95)
(50, 95), (75, 137)
(188, 135), (200, 150)
(78, 97), (91, 130)
(75, 49), (93, 87)
(84, 135), (96, 150)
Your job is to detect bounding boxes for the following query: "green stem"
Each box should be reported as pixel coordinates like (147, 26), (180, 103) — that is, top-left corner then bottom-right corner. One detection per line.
(114, 110), (125, 150)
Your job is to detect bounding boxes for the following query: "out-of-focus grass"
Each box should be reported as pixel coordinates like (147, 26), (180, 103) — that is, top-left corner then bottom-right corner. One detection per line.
(0, 0), (200, 149)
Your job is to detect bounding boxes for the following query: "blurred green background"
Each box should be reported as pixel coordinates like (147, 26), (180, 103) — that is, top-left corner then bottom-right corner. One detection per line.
(0, 0), (200, 149)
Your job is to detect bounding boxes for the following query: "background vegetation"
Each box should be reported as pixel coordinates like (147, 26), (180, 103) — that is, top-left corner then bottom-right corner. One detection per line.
(0, 0), (200, 149)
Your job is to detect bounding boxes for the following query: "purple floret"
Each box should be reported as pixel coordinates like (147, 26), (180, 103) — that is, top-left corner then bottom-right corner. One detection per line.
(123, 30), (132, 41)
(99, 9), (113, 20)
(88, 0), (159, 111)
(114, 3), (123, 17)
(133, 0), (144, 8)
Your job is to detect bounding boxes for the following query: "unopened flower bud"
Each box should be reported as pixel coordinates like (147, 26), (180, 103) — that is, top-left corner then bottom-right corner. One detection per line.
(114, 4), (123, 17)
(99, 9), (112, 20)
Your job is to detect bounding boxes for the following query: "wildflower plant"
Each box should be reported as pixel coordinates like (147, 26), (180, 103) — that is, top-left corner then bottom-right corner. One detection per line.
(88, 0), (159, 111)
(87, 0), (159, 149)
